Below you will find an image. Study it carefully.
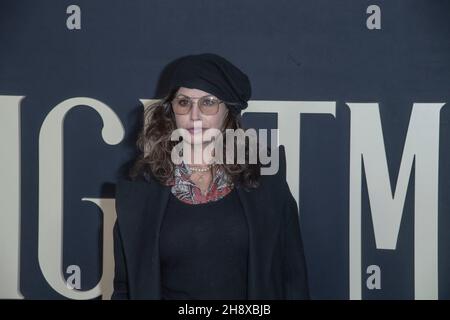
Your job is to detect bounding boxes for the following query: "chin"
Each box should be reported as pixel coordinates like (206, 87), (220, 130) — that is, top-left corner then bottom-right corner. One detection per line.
(186, 135), (213, 145)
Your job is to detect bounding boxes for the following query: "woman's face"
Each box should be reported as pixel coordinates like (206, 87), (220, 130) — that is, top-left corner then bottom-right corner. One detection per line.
(172, 87), (229, 144)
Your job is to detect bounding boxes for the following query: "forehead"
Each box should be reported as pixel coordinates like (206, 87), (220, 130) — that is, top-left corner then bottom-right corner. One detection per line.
(176, 87), (216, 98)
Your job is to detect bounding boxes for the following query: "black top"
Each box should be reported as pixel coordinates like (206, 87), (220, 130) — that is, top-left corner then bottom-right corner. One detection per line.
(159, 188), (249, 300)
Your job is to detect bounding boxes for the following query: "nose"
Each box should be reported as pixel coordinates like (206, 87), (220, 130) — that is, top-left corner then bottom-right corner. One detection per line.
(190, 100), (201, 121)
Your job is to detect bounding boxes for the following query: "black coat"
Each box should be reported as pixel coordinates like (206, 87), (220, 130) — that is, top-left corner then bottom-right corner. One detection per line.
(112, 145), (310, 299)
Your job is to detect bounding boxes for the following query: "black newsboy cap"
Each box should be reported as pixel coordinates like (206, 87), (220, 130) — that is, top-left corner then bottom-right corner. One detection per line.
(167, 53), (252, 115)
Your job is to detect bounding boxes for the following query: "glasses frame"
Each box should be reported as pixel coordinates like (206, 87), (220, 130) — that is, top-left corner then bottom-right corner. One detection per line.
(170, 94), (241, 115)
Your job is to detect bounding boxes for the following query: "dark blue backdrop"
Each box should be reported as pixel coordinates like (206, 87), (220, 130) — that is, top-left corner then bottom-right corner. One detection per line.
(0, 0), (449, 299)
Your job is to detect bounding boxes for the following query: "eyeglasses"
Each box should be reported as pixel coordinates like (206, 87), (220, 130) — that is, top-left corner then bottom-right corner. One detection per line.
(171, 94), (241, 115)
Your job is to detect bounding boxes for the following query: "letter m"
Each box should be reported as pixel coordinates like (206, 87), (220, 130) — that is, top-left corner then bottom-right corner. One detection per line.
(348, 102), (445, 300)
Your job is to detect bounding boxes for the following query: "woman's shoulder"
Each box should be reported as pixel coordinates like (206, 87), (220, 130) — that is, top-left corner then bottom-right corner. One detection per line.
(114, 172), (168, 225)
(116, 168), (161, 186)
(238, 145), (290, 199)
(115, 174), (147, 190)
(114, 171), (161, 200)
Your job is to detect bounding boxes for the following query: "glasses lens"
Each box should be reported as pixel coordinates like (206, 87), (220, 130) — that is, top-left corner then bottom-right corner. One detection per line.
(172, 97), (191, 114)
(199, 96), (220, 115)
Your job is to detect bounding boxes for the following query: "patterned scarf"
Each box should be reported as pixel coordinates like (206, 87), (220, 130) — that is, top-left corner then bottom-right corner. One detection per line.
(165, 161), (234, 205)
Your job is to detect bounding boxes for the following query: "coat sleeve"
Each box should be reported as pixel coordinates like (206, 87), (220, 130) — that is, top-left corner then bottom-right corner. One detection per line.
(111, 209), (130, 299)
(111, 179), (130, 300)
(282, 181), (310, 299)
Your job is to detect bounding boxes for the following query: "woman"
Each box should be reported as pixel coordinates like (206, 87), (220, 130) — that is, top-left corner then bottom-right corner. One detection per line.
(112, 53), (309, 300)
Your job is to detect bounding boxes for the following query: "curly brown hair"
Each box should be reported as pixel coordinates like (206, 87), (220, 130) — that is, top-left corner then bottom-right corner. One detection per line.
(128, 88), (267, 190)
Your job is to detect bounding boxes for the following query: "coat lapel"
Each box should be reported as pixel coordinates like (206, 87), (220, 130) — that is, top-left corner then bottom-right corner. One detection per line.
(130, 180), (170, 299)
(235, 181), (284, 299)
(235, 184), (263, 299)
